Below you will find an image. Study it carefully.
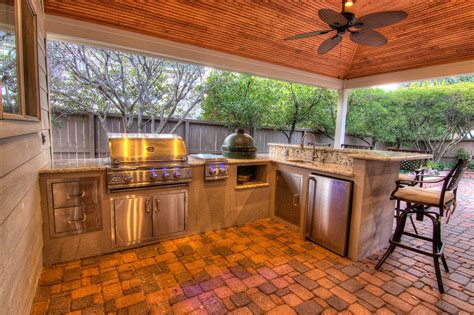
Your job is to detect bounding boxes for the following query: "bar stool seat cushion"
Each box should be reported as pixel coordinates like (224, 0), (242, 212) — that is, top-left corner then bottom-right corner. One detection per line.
(398, 173), (416, 182)
(393, 186), (454, 206)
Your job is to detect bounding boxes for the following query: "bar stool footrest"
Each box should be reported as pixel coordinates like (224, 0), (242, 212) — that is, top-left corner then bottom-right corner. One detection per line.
(389, 237), (445, 258)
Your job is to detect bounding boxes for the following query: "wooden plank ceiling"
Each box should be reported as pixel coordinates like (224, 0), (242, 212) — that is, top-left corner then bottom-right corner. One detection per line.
(44, 0), (474, 80)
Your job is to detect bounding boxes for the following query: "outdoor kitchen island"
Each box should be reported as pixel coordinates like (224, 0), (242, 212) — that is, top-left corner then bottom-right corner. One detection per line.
(38, 145), (431, 265)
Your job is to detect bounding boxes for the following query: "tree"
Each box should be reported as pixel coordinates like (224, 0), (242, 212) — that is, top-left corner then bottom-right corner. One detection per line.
(392, 84), (473, 162)
(346, 88), (395, 147)
(0, 31), (19, 113)
(201, 71), (276, 135)
(271, 83), (336, 143)
(47, 40), (213, 133)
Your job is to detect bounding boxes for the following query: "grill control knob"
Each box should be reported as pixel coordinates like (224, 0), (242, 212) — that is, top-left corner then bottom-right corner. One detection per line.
(174, 171), (182, 178)
(150, 174), (158, 180)
(208, 168), (218, 176)
(162, 172), (170, 180)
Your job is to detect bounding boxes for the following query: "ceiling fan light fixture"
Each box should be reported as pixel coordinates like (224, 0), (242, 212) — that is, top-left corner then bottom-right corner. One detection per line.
(344, 0), (356, 7)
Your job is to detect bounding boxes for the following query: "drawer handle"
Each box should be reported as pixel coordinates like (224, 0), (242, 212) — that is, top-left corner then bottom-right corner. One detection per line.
(66, 190), (86, 199)
(68, 214), (87, 224)
(154, 199), (160, 213)
(145, 199), (152, 214)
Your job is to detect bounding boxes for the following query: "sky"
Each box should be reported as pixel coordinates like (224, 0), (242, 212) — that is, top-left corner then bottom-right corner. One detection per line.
(375, 83), (400, 91)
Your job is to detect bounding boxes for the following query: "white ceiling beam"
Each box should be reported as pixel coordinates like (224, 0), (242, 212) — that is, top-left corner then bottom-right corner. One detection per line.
(45, 15), (344, 90)
(346, 60), (474, 89)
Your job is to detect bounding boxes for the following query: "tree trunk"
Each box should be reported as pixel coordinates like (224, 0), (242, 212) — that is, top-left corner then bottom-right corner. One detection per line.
(137, 110), (143, 133)
(287, 130), (294, 144)
(151, 113), (155, 132)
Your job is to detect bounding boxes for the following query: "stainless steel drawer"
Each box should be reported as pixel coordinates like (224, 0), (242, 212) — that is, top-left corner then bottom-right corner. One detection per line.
(53, 204), (102, 235)
(52, 180), (98, 208)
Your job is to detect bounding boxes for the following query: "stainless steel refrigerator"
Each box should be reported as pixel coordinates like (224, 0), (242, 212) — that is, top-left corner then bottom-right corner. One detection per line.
(305, 174), (353, 256)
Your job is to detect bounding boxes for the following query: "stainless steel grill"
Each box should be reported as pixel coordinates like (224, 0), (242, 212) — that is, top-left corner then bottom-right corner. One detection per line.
(106, 133), (192, 190)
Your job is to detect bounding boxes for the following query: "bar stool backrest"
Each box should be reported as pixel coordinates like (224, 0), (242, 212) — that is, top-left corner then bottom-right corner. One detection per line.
(388, 148), (430, 172)
(445, 157), (472, 192)
(308, 142), (332, 147)
(341, 144), (373, 150)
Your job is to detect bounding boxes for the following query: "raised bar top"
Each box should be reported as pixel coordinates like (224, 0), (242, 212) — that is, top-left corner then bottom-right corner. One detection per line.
(268, 143), (432, 162)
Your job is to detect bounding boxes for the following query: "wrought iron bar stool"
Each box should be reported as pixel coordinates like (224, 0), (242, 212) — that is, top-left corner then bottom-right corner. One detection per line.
(388, 148), (430, 234)
(375, 157), (471, 293)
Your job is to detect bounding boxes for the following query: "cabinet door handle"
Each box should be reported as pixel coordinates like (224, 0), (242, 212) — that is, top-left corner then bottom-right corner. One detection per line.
(293, 194), (300, 206)
(145, 199), (152, 214)
(68, 213), (87, 224)
(154, 199), (160, 213)
(66, 190), (86, 199)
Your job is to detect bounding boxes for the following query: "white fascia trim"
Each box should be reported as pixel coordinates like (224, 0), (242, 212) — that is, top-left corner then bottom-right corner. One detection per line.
(45, 15), (343, 90)
(346, 60), (474, 89)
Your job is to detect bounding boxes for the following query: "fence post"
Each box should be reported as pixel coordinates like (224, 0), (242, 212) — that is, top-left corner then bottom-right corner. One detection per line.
(88, 113), (95, 158)
(184, 119), (190, 148)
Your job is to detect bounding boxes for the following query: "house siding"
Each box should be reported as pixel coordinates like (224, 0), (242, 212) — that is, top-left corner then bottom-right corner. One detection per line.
(0, 0), (51, 313)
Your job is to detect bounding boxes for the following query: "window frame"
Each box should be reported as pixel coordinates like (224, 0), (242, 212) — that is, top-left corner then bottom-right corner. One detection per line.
(0, 0), (40, 122)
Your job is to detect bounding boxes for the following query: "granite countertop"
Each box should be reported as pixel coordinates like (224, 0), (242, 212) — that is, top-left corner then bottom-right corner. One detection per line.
(187, 154), (271, 166)
(271, 156), (353, 177)
(268, 143), (432, 162)
(40, 155), (353, 177)
(39, 155), (272, 174)
(39, 158), (111, 174)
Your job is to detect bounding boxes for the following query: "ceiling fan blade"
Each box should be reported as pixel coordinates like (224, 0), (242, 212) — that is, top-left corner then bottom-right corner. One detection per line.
(354, 11), (408, 29)
(350, 29), (387, 46)
(318, 9), (348, 27)
(318, 36), (343, 54)
(284, 30), (334, 40)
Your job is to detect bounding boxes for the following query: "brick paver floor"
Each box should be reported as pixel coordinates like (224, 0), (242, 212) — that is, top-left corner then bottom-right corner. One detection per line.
(31, 178), (474, 314)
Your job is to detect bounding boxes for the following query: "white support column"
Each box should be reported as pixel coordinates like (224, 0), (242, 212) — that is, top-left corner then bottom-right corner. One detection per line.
(334, 88), (350, 149)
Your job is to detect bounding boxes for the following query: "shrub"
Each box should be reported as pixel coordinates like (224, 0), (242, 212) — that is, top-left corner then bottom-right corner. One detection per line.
(456, 148), (472, 161)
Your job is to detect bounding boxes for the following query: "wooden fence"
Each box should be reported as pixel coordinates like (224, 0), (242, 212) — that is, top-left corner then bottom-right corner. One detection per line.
(51, 112), (314, 160)
(52, 112), (473, 161)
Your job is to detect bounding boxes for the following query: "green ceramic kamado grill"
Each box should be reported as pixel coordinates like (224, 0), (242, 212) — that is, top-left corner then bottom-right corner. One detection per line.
(221, 128), (257, 159)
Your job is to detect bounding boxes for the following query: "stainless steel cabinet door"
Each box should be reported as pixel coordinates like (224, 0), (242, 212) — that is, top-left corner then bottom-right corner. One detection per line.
(113, 196), (153, 245)
(152, 191), (186, 237)
(275, 171), (303, 225)
(306, 175), (352, 256)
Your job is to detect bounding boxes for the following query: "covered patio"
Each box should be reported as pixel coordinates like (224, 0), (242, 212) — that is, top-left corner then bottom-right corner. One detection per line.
(1, 1), (473, 314)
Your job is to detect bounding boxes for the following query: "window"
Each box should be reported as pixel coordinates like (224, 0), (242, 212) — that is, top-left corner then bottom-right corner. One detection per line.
(0, 0), (40, 120)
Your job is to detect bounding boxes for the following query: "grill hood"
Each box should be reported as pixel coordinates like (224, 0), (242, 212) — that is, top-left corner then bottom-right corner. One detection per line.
(108, 133), (188, 164)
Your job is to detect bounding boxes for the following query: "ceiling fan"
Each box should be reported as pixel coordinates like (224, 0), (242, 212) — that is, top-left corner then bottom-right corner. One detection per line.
(284, 0), (408, 54)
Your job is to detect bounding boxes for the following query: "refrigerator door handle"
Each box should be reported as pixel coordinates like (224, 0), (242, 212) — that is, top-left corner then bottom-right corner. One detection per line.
(305, 176), (317, 238)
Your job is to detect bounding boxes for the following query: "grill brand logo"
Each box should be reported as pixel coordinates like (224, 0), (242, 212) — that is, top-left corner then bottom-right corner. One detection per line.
(146, 146), (155, 153)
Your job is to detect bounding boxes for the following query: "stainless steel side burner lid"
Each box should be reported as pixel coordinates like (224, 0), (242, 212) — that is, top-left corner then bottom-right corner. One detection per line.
(191, 154), (229, 181)
(107, 133), (192, 190)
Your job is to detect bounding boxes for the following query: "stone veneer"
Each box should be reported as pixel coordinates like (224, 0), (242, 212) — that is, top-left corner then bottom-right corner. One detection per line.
(269, 144), (353, 168)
